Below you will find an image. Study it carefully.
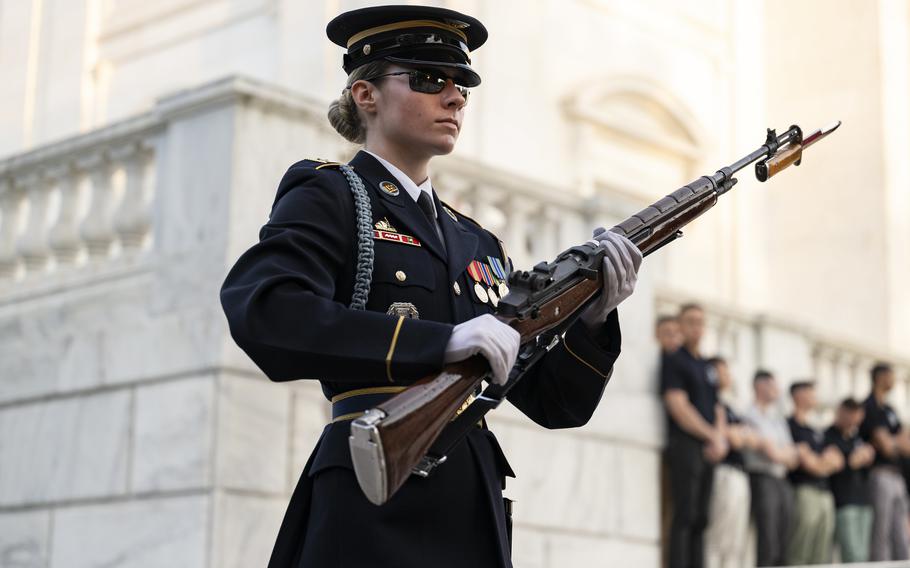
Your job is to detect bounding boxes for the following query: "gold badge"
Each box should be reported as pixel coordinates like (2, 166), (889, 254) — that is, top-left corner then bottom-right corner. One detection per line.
(380, 181), (400, 196)
(375, 217), (397, 232)
(443, 206), (458, 222)
(387, 302), (419, 319)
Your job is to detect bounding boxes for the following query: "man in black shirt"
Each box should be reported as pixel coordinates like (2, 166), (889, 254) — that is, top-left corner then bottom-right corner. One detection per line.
(656, 315), (682, 355)
(825, 398), (875, 562)
(786, 381), (844, 565)
(860, 362), (910, 560)
(661, 304), (726, 568)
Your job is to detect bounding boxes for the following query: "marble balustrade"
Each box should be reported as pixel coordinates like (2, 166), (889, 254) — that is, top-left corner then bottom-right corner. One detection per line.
(0, 122), (158, 289)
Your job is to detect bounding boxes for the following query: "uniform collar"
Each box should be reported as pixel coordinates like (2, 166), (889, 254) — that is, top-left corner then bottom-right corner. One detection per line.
(348, 150), (478, 279)
(349, 150), (446, 261)
(363, 150), (436, 218)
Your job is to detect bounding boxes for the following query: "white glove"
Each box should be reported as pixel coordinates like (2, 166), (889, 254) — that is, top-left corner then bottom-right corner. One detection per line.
(580, 227), (642, 327)
(444, 314), (520, 385)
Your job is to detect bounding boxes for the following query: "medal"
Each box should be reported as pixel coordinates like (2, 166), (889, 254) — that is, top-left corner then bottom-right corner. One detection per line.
(474, 282), (489, 304)
(479, 262), (499, 307)
(487, 256), (511, 298)
(467, 261), (489, 304)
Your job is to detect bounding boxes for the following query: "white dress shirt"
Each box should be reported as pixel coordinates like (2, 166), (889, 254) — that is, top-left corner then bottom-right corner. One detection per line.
(364, 150), (437, 218)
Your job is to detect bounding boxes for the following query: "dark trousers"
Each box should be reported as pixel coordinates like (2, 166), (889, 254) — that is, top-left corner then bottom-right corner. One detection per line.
(666, 433), (714, 568)
(750, 472), (794, 567)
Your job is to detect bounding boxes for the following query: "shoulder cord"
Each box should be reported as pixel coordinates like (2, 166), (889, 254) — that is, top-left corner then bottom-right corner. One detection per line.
(339, 164), (374, 310)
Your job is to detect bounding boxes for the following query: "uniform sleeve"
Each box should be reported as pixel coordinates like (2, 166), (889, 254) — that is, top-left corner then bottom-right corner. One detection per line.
(660, 351), (685, 394)
(860, 405), (885, 441)
(220, 164), (454, 383)
(504, 309), (621, 429)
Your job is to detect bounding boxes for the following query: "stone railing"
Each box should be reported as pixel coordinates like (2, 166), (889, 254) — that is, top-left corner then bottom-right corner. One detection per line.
(432, 155), (624, 270)
(811, 334), (910, 417)
(0, 115), (161, 296)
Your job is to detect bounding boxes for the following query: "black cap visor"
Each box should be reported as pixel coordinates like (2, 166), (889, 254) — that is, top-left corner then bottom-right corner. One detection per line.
(383, 57), (481, 87)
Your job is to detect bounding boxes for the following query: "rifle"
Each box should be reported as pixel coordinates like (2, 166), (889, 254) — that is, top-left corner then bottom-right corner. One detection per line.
(349, 121), (841, 505)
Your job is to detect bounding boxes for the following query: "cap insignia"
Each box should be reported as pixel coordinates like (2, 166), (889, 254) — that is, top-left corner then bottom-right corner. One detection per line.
(445, 19), (470, 29)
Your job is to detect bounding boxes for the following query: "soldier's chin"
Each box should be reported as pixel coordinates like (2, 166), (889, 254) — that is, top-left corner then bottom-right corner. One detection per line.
(430, 135), (458, 156)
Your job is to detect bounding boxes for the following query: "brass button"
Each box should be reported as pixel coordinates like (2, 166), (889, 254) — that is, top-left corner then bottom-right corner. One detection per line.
(395, 270), (406, 282)
(453, 281), (461, 295)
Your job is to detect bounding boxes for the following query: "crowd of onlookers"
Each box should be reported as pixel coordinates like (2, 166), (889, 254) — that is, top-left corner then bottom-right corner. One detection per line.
(657, 304), (910, 567)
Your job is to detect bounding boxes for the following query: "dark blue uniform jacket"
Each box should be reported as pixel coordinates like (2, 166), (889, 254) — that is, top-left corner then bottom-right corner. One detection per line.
(220, 151), (622, 568)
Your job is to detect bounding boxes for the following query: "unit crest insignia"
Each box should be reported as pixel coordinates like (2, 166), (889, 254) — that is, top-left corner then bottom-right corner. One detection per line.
(380, 181), (400, 196)
(442, 206), (458, 222)
(375, 217), (398, 232)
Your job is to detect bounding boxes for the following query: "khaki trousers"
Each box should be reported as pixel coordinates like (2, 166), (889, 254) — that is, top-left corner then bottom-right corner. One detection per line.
(786, 484), (835, 565)
(705, 464), (750, 568)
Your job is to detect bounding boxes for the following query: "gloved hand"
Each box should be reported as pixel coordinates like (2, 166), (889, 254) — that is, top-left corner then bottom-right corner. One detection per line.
(444, 314), (520, 385)
(579, 227), (642, 327)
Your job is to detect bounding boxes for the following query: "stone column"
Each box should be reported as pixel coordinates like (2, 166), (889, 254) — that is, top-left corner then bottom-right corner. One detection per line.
(112, 141), (154, 251)
(78, 152), (116, 260)
(0, 178), (23, 279)
(15, 170), (51, 274)
(48, 162), (81, 266)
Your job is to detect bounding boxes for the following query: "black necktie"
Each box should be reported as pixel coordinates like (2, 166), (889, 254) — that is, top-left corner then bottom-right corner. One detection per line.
(417, 191), (445, 250)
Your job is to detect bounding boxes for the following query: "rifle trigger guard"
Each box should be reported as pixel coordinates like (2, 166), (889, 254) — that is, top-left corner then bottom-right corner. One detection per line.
(412, 454), (447, 477)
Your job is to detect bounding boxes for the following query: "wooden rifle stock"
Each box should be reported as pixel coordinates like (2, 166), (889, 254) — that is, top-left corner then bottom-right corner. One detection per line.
(364, 278), (603, 503)
(350, 120), (841, 505)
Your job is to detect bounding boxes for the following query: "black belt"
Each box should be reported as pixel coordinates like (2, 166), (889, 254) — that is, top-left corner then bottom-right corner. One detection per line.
(330, 386), (479, 425)
(330, 387), (407, 422)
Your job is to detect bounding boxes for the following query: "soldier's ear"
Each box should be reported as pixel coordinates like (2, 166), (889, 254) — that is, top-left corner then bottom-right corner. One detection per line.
(350, 80), (378, 116)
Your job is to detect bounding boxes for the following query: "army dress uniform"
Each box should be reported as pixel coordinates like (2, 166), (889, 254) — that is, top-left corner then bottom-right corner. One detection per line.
(220, 150), (623, 567)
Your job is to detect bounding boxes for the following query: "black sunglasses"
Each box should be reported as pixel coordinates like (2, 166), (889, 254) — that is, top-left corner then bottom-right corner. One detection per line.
(361, 70), (470, 100)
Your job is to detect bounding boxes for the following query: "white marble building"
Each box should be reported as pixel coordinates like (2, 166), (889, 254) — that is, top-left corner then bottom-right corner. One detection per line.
(0, 1), (908, 566)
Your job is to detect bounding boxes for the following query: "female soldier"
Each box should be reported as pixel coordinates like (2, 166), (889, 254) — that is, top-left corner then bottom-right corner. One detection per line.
(220, 5), (641, 568)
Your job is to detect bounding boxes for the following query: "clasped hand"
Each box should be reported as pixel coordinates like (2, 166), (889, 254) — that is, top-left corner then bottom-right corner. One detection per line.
(443, 228), (641, 385)
(579, 227), (642, 327)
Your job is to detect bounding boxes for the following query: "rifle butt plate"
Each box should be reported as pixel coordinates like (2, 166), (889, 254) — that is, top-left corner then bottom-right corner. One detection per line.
(349, 408), (390, 505)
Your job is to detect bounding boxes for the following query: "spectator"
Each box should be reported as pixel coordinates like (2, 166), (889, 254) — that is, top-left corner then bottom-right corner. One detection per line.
(826, 397), (875, 562)
(860, 362), (910, 560)
(656, 315), (682, 354)
(786, 381), (843, 565)
(743, 370), (799, 567)
(661, 304), (726, 568)
(704, 357), (755, 568)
